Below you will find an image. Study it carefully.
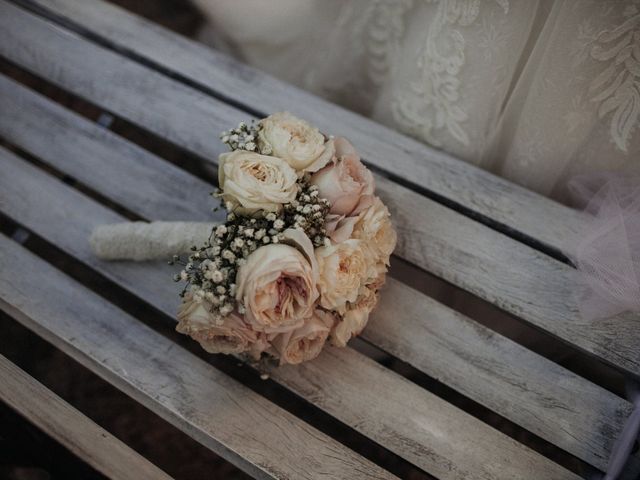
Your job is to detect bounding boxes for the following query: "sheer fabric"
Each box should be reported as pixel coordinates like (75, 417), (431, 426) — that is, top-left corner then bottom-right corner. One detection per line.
(569, 172), (640, 321)
(193, 0), (640, 203)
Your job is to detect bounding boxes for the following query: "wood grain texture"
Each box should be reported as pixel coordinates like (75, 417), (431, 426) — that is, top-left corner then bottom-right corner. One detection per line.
(17, 0), (588, 258)
(0, 74), (224, 224)
(365, 278), (632, 470)
(0, 9), (636, 375)
(0, 0), (246, 164)
(0, 75), (632, 469)
(0, 148), (579, 479)
(0, 355), (173, 480)
(0, 233), (395, 480)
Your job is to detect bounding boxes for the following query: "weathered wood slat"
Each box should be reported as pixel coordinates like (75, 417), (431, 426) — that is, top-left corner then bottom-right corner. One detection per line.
(0, 148), (579, 480)
(0, 354), (174, 480)
(0, 233), (396, 480)
(0, 74), (630, 470)
(17, 0), (588, 258)
(0, 75), (223, 224)
(0, 9), (636, 376)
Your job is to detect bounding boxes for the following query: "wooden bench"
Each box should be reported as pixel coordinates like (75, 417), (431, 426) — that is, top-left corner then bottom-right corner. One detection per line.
(0, 0), (638, 478)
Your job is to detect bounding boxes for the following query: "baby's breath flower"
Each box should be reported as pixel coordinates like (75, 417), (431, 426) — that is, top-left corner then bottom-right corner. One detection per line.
(211, 270), (224, 283)
(174, 139), (332, 321)
(220, 121), (260, 152)
(193, 289), (205, 303)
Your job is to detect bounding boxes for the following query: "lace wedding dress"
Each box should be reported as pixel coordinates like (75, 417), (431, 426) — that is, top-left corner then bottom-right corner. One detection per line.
(194, 0), (639, 203)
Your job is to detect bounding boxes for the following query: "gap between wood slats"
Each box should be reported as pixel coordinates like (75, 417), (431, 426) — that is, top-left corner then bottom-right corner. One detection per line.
(0, 400), (107, 479)
(8, 0), (573, 265)
(0, 61), (625, 401)
(0, 353), (174, 480)
(0, 58), (214, 181)
(0, 215), (429, 480)
(0, 310), (260, 480)
(0, 133), (594, 478)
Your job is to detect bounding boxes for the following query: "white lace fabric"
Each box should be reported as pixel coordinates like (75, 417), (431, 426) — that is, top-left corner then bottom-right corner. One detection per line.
(194, 0), (640, 203)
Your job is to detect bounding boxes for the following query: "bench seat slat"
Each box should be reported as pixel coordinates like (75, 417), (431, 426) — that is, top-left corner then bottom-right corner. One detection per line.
(21, 0), (587, 258)
(0, 231), (396, 480)
(0, 75), (630, 469)
(0, 354), (174, 480)
(0, 146), (579, 479)
(1, 1), (637, 378)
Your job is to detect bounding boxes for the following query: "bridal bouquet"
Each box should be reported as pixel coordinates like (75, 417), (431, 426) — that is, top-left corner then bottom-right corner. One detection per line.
(171, 113), (396, 365)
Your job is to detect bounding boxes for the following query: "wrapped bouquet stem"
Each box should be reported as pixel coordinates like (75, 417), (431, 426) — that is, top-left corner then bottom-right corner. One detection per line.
(90, 221), (215, 261)
(90, 112), (396, 366)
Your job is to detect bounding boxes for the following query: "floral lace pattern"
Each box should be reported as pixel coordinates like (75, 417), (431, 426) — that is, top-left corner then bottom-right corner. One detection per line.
(570, 1), (640, 153)
(361, 0), (414, 87)
(391, 0), (509, 148)
(197, 0), (639, 200)
(588, 3), (640, 152)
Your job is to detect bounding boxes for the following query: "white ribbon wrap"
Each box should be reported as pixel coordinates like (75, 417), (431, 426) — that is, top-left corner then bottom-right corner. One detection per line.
(90, 221), (215, 261)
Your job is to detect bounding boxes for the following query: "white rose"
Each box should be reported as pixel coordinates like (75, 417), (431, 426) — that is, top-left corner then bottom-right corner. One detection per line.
(315, 239), (376, 313)
(218, 150), (298, 214)
(235, 229), (319, 333)
(177, 295), (267, 357)
(258, 112), (334, 173)
(352, 197), (397, 267)
(270, 309), (335, 365)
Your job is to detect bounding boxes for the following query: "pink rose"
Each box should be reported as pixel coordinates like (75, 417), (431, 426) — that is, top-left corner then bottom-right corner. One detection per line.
(235, 229), (319, 333)
(177, 296), (267, 357)
(271, 309), (336, 365)
(352, 196), (397, 269)
(330, 277), (383, 347)
(311, 137), (374, 217)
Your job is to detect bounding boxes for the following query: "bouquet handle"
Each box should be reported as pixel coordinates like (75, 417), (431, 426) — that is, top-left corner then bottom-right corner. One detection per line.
(90, 221), (215, 261)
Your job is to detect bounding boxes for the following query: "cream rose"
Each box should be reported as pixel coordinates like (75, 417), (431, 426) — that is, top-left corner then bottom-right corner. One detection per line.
(311, 137), (374, 217)
(271, 309), (335, 365)
(218, 150), (298, 214)
(235, 229), (319, 333)
(315, 239), (376, 313)
(324, 213), (359, 244)
(177, 296), (267, 357)
(258, 112), (334, 173)
(352, 197), (397, 267)
(331, 279), (382, 347)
